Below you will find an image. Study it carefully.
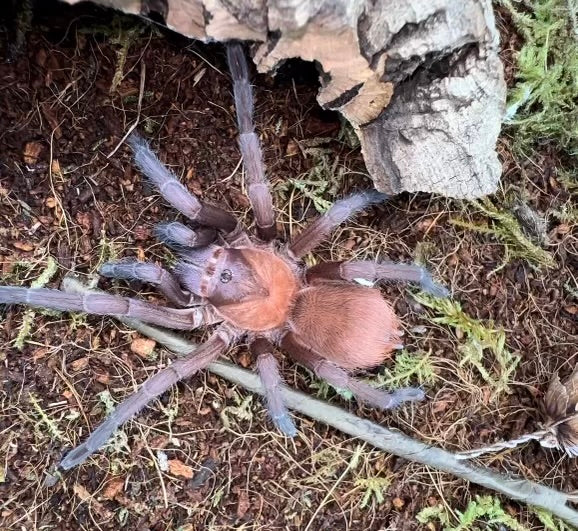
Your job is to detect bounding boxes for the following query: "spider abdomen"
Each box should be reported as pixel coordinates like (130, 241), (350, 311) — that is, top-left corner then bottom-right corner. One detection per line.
(289, 285), (401, 370)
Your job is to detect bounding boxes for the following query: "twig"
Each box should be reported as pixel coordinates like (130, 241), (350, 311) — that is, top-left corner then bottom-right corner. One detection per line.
(457, 413), (578, 459)
(108, 61), (146, 158)
(62, 275), (578, 527)
(456, 431), (547, 459)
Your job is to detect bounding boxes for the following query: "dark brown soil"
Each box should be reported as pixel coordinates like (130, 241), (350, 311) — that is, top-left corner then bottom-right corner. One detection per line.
(0, 3), (576, 530)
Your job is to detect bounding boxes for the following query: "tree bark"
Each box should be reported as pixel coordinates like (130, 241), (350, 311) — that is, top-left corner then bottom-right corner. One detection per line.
(64, 0), (506, 198)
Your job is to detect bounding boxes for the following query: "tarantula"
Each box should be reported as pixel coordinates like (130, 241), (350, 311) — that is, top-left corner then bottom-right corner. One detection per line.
(0, 43), (448, 471)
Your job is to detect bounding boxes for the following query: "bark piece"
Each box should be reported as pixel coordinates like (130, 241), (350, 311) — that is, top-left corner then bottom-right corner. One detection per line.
(64, 0), (506, 198)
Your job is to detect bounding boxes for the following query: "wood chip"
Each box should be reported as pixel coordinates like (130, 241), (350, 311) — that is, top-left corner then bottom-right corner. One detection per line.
(75, 211), (91, 232)
(130, 337), (156, 358)
(431, 398), (451, 414)
(285, 139), (299, 157)
(23, 142), (42, 164)
(392, 497), (405, 509)
(32, 348), (50, 361)
(13, 241), (34, 252)
(133, 225), (151, 241)
(343, 238), (356, 250)
(51, 159), (62, 177)
(73, 483), (113, 518)
(70, 357), (89, 372)
(96, 372), (110, 385)
(102, 477), (125, 500)
(168, 459), (194, 479)
(238, 351), (252, 368)
(40, 102), (62, 139)
(45, 197), (57, 208)
(73, 483), (91, 501)
(193, 67), (206, 86)
(236, 490), (250, 519)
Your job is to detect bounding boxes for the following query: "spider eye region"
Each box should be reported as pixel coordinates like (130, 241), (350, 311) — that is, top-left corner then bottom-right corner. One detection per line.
(220, 269), (233, 283)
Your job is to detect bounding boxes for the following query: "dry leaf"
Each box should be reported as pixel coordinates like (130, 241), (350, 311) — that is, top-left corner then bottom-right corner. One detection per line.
(542, 367), (578, 456)
(168, 459), (194, 479)
(103, 477), (125, 500)
(130, 337), (156, 358)
(23, 142), (42, 164)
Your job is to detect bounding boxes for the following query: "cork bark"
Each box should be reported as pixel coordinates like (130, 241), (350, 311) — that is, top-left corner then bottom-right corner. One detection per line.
(65, 0), (506, 198)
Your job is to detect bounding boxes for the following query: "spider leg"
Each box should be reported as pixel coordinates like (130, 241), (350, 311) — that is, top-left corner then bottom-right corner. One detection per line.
(282, 333), (425, 410)
(306, 261), (449, 297)
(127, 134), (237, 233)
(154, 222), (217, 250)
(0, 286), (217, 330)
(227, 43), (276, 241)
(289, 191), (387, 259)
(250, 338), (296, 437)
(59, 326), (236, 470)
(100, 260), (195, 307)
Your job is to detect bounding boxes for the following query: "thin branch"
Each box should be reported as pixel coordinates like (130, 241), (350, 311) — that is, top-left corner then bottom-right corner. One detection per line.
(108, 60), (146, 158)
(62, 275), (578, 527)
(456, 431), (547, 459)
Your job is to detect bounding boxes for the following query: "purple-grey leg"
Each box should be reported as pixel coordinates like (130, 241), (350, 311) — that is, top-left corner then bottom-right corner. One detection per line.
(100, 260), (195, 307)
(0, 286), (217, 330)
(251, 338), (296, 437)
(227, 43), (276, 241)
(289, 191), (387, 259)
(127, 134), (238, 233)
(282, 333), (425, 410)
(60, 326), (236, 470)
(306, 261), (449, 297)
(154, 222), (216, 250)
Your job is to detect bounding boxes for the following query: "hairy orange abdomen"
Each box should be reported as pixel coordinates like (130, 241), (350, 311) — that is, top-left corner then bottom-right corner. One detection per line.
(289, 285), (401, 370)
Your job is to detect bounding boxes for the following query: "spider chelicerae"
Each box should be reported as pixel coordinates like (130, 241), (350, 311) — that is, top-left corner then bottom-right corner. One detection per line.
(0, 43), (448, 471)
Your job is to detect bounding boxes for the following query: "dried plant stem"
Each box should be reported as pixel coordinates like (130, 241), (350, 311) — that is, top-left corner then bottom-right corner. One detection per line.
(457, 413), (578, 459)
(456, 431), (548, 459)
(62, 276), (578, 527)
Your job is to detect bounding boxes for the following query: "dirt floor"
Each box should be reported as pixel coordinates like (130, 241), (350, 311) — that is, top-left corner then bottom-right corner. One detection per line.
(0, 2), (576, 530)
